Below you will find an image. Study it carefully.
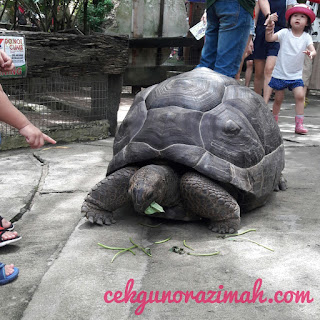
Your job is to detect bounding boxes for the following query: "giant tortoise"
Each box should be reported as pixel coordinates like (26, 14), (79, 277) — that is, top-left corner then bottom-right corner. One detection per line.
(82, 67), (285, 234)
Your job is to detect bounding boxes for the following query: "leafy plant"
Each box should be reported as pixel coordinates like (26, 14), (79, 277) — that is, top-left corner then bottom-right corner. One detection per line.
(79, 0), (113, 32)
(0, 0), (113, 33)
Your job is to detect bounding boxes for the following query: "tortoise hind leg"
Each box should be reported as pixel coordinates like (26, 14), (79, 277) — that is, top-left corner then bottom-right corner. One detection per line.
(82, 167), (138, 225)
(180, 172), (240, 234)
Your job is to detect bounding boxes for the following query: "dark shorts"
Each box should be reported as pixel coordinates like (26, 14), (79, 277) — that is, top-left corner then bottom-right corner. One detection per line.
(268, 77), (304, 91)
(252, 25), (280, 60)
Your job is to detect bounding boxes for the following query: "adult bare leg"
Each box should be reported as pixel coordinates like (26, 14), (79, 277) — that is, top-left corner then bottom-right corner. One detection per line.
(235, 35), (253, 81)
(263, 55), (277, 104)
(245, 59), (254, 87)
(254, 59), (265, 95)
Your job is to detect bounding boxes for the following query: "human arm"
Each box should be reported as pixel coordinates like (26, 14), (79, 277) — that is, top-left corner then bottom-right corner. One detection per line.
(254, 1), (260, 26)
(265, 15), (279, 42)
(258, 0), (283, 26)
(257, 0), (270, 16)
(258, 0), (273, 24)
(246, 38), (254, 57)
(19, 124), (56, 149)
(0, 84), (56, 148)
(303, 44), (317, 60)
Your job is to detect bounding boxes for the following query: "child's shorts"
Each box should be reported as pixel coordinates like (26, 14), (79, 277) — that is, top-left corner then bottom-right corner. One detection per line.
(268, 77), (304, 91)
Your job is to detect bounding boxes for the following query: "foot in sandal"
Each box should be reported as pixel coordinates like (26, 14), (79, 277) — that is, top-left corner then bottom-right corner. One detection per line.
(0, 215), (14, 231)
(0, 216), (21, 247)
(0, 263), (19, 285)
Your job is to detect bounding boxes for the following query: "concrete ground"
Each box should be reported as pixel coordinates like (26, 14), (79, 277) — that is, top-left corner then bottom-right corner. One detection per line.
(0, 89), (319, 320)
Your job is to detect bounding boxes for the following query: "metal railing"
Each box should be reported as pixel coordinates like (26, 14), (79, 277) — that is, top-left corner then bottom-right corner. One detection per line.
(0, 74), (110, 148)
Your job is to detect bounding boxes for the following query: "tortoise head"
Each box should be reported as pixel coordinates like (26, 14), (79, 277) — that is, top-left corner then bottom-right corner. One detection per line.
(128, 165), (167, 213)
(128, 164), (177, 213)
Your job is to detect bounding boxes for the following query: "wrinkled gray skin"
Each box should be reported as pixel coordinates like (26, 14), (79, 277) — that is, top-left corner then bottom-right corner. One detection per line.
(82, 68), (286, 234)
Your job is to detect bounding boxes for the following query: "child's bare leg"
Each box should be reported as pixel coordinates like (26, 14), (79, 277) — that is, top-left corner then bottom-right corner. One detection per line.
(293, 86), (308, 134)
(273, 89), (285, 116)
(292, 86), (305, 115)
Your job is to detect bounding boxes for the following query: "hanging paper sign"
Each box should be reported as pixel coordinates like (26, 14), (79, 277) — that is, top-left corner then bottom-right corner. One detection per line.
(190, 20), (206, 40)
(0, 35), (27, 78)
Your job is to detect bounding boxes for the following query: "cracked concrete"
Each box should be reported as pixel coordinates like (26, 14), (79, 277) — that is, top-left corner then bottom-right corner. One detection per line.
(0, 92), (319, 320)
(0, 139), (113, 320)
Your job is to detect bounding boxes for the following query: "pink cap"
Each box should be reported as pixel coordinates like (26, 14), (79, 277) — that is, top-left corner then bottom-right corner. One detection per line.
(285, 4), (316, 23)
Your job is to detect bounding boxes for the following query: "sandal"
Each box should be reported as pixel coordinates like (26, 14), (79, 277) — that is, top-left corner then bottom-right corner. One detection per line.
(0, 230), (21, 247)
(0, 216), (14, 231)
(0, 263), (19, 285)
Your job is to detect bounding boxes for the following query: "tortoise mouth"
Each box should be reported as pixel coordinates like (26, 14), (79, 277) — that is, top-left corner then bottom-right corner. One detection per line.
(129, 188), (154, 213)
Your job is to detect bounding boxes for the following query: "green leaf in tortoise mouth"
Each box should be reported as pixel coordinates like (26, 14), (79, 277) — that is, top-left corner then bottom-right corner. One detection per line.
(144, 201), (165, 215)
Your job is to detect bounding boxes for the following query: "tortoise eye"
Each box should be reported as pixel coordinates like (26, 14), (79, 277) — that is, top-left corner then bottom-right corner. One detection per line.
(223, 119), (241, 135)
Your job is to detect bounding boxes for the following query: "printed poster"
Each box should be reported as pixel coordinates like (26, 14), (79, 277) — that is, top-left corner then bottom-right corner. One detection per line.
(0, 36), (27, 78)
(189, 20), (206, 40)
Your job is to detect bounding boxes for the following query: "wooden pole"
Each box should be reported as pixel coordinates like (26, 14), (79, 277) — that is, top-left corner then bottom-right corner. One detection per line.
(13, 0), (18, 29)
(156, 0), (165, 66)
(83, 0), (88, 34)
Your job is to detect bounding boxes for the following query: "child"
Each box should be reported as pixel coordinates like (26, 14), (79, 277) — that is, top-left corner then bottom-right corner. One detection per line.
(265, 4), (316, 134)
(0, 49), (56, 285)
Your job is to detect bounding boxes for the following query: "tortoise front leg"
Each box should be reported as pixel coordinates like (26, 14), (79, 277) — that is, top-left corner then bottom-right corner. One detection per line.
(82, 167), (138, 225)
(180, 172), (240, 234)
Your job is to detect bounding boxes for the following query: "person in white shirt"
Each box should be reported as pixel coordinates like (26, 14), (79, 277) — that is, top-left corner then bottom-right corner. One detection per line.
(266, 4), (316, 134)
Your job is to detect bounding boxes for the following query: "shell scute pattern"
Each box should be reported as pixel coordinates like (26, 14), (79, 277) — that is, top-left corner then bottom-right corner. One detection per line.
(108, 68), (285, 201)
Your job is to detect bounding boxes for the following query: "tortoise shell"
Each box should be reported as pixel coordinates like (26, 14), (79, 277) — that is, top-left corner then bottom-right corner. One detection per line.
(108, 68), (285, 207)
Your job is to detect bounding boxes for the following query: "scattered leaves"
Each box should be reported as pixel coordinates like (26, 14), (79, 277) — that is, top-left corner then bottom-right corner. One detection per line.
(183, 240), (194, 251)
(169, 243), (219, 257)
(98, 239), (151, 263)
(139, 222), (163, 228)
(187, 251), (220, 256)
(98, 243), (135, 253)
(154, 237), (171, 244)
(111, 246), (136, 263)
(227, 237), (274, 252)
(129, 238), (152, 257)
(217, 229), (256, 239)
(99, 228), (272, 263)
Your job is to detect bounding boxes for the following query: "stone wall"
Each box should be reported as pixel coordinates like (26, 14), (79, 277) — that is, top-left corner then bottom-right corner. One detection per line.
(104, 0), (189, 38)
